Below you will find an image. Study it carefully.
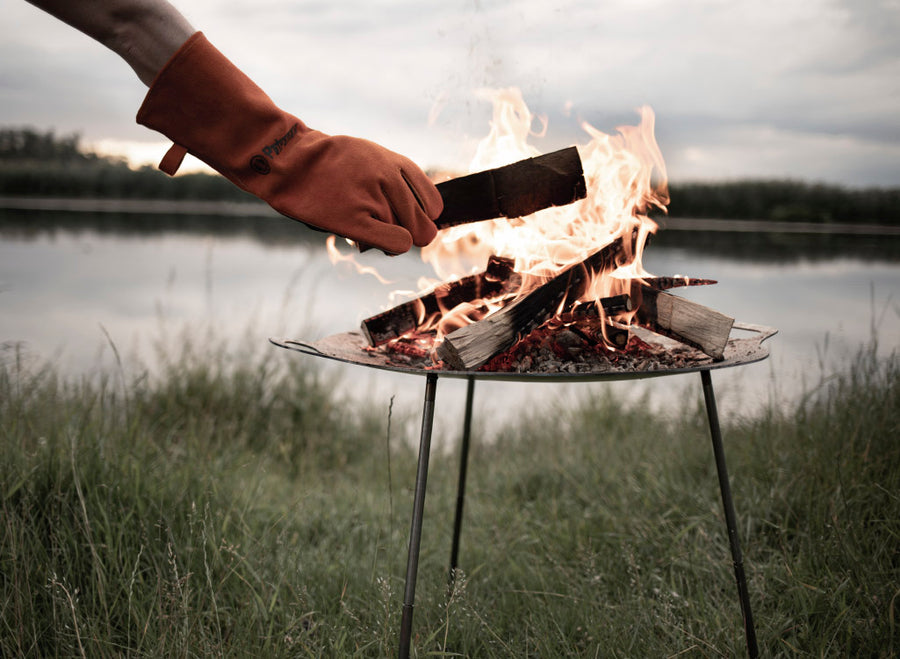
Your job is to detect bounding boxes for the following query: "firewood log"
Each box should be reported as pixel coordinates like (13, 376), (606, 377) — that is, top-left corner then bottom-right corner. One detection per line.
(361, 256), (517, 347)
(434, 147), (587, 229)
(634, 284), (733, 359)
(437, 237), (628, 370)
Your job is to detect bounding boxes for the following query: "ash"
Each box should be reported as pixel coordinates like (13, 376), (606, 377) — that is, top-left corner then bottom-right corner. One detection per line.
(374, 322), (712, 374)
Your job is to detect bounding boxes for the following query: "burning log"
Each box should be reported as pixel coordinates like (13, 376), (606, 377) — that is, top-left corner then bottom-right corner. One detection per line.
(643, 276), (717, 290)
(569, 320), (630, 349)
(435, 241), (730, 368)
(566, 295), (633, 318)
(361, 255), (518, 347)
(437, 237), (628, 370)
(603, 323), (630, 349)
(634, 284), (733, 359)
(434, 147), (587, 229)
(557, 297), (633, 348)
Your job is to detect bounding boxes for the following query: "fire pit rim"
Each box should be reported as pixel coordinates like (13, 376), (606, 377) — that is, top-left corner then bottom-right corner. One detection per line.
(269, 322), (776, 383)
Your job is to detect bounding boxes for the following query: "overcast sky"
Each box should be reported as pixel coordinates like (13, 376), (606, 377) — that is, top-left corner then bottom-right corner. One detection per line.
(3, 0), (899, 186)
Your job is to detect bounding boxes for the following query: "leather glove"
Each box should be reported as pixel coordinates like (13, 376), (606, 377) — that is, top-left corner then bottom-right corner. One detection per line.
(137, 32), (442, 255)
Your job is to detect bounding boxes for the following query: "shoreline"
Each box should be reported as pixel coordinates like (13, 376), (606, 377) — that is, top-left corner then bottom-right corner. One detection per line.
(2, 195), (899, 236)
(658, 216), (900, 235)
(0, 195), (278, 218)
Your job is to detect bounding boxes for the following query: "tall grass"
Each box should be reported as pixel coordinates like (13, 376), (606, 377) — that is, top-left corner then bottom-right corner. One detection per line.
(1, 339), (897, 657)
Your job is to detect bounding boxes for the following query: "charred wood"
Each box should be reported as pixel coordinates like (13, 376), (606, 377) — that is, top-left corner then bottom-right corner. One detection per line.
(361, 255), (517, 347)
(565, 295), (633, 318)
(569, 320), (630, 349)
(643, 276), (717, 290)
(437, 237), (629, 370)
(434, 146), (587, 229)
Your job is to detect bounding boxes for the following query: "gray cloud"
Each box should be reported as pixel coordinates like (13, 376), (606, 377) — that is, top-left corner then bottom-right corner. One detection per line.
(2, 0), (898, 185)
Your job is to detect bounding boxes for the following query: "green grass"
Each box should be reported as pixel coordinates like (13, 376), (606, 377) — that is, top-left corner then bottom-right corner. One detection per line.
(1, 338), (898, 657)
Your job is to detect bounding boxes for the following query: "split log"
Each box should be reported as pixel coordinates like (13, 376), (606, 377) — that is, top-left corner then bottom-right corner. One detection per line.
(361, 255), (518, 347)
(643, 276), (717, 290)
(434, 147), (587, 229)
(634, 284), (733, 359)
(437, 237), (628, 370)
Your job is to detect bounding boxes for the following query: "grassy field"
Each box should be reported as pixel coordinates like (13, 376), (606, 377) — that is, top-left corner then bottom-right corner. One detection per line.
(1, 336), (898, 657)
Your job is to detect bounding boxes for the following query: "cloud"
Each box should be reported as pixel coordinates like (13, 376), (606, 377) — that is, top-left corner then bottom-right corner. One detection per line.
(662, 121), (900, 186)
(2, 0), (898, 185)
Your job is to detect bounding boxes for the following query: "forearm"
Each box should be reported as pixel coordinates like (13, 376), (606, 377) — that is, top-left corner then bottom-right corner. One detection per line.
(25, 0), (194, 85)
(28, 2), (442, 253)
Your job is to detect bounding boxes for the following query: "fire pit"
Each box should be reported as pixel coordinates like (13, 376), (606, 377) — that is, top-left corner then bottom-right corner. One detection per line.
(272, 321), (773, 380)
(272, 281), (773, 659)
(272, 92), (770, 657)
(271, 323), (772, 658)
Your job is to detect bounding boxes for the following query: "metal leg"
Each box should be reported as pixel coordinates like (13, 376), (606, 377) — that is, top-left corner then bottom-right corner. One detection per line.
(448, 376), (476, 590)
(399, 373), (438, 659)
(700, 369), (759, 659)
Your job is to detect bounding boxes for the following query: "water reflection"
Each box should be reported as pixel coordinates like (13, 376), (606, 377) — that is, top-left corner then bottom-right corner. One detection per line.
(4, 207), (899, 263)
(0, 206), (309, 247)
(2, 208), (898, 438)
(652, 228), (900, 264)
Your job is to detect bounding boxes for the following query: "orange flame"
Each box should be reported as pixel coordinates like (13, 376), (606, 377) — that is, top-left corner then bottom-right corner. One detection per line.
(417, 88), (668, 339)
(329, 88), (669, 347)
(326, 235), (394, 285)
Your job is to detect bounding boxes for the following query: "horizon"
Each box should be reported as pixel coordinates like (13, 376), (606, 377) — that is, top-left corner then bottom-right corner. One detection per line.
(4, 123), (898, 191)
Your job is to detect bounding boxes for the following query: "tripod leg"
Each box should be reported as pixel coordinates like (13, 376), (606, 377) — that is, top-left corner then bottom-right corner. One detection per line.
(449, 376), (476, 589)
(399, 373), (438, 659)
(700, 369), (759, 658)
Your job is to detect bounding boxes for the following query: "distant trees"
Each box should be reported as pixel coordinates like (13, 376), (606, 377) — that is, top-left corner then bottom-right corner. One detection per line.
(0, 127), (106, 164)
(0, 127), (250, 201)
(1, 127), (898, 223)
(666, 180), (900, 224)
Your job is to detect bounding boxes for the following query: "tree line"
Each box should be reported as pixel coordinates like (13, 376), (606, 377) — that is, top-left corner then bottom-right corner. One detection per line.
(664, 179), (900, 224)
(2, 127), (899, 223)
(0, 127), (251, 202)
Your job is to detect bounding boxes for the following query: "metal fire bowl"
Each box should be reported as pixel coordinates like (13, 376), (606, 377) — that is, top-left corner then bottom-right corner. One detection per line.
(270, 322), (776, 382)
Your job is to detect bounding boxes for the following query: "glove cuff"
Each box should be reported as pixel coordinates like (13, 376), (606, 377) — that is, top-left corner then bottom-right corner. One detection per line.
(136, 31), (308, 185)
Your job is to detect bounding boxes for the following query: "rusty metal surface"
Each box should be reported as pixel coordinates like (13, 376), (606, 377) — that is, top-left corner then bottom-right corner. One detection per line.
(269, 322), (775, 382)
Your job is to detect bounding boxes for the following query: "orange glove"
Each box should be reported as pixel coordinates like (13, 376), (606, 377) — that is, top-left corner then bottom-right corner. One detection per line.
(137, 32), (442, 255)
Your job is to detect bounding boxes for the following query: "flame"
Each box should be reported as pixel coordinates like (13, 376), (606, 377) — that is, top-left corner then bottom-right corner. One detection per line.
(327, 88), (669, 352)
(326, 235), (394, 285)
(416, 88), (668, 340)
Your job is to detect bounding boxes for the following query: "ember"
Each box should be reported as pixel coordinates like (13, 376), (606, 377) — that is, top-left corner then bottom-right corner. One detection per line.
(376, 318), (711, 375)
(477, 325), (700, 374)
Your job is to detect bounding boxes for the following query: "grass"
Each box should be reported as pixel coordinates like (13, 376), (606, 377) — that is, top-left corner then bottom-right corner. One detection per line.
(1, 337), (898, 657)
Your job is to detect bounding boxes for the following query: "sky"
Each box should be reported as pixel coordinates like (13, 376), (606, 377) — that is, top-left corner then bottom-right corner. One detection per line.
(2, 0), (899, 186)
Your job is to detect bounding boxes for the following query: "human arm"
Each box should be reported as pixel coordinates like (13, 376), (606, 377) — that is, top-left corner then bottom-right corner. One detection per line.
(25, 0), (443, 254)
(25, 0), (193, 85)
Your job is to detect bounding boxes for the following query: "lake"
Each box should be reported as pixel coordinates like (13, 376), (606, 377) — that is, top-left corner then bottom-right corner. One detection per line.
(2, 207), (898, 441)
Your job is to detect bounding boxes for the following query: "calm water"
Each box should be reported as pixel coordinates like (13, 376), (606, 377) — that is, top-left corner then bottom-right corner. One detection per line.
(2, 209), (898, 439)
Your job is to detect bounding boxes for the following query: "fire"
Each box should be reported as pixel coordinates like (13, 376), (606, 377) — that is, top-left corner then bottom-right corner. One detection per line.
(325, 235), (394, 285)
(419, 88), (669, 339)
(328, 88), (670, 353)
